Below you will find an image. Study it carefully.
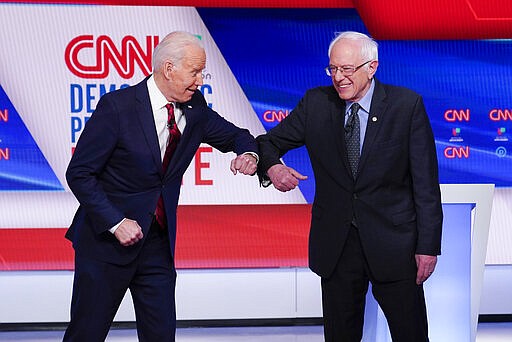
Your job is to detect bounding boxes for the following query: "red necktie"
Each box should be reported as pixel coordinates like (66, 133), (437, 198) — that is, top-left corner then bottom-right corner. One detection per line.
(155, 103), (181, 229)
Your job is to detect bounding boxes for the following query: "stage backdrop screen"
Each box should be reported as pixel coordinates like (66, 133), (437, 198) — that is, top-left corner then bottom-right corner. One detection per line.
(0, 3), (510, 270)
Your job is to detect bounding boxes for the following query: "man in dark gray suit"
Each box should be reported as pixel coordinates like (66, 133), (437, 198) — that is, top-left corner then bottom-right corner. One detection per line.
(257, 31), (442, 341)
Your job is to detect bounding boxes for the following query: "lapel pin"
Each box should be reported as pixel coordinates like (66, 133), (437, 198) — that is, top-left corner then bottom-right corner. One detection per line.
(372, 116), (377, 122)
(187, 105), (192, 109)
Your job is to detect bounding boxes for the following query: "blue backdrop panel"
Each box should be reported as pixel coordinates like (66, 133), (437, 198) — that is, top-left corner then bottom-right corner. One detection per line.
(198, 8), (512, 204)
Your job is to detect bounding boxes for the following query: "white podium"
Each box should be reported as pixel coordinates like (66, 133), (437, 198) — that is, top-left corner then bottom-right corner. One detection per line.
(362, 184), (494, 342)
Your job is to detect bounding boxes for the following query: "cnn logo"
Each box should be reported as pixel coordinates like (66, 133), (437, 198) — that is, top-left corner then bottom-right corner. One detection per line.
(65, 35), (159, 79)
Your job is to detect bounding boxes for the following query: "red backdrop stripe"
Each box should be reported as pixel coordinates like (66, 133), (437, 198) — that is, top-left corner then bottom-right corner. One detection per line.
(0, 204), (311, 271)
(0, 0), (353, 7)
(2, 0), (510, 38)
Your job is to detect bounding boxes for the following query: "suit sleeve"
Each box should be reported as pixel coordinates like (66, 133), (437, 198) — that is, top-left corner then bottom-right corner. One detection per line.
(196, 93), (258, 156)
(256, 93), (309, 177)
(409, 96), (443, 255)
(66, 94), (125, 233)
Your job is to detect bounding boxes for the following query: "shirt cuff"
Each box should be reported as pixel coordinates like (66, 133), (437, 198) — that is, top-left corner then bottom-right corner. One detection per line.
(243, 152), (259, 164)
(109, 218), (126, 234)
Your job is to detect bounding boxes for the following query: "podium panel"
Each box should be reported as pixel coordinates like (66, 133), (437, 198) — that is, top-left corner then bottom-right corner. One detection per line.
(362, 184), (493, 342)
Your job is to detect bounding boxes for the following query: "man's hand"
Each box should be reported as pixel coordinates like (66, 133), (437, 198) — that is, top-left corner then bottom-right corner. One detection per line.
(415, 254), (437, 285)
(114, 219), (144, 246)
(230, 154), (258, 175)
(267, 164), (308, 192)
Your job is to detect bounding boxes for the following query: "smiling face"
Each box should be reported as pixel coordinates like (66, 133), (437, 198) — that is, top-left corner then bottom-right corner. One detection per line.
(162, 44), (206, 103)
(329, 38), (378, 102)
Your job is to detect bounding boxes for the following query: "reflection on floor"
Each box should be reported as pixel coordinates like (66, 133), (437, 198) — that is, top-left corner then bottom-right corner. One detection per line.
(0, 323), (512, 342)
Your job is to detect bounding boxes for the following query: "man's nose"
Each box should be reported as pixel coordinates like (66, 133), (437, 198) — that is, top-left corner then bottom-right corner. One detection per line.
(195, 73), (204, 86)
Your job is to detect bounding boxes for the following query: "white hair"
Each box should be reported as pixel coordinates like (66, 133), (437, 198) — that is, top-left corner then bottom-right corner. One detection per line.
(327, 31), (378, 62)
(152, 31), (204, 72)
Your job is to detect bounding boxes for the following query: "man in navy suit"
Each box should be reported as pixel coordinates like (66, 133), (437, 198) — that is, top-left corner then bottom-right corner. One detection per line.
(257, 31), (443, 341)
(64, 31), (258, 341)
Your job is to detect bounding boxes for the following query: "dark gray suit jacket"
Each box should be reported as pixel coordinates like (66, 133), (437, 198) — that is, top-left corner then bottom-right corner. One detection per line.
(257, 79), (442, 281)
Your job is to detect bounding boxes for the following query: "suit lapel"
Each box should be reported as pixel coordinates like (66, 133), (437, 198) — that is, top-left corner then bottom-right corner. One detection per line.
(327, 90), (352, 176)
(358, 80), (388, 173)
(135, 79), (163, 176)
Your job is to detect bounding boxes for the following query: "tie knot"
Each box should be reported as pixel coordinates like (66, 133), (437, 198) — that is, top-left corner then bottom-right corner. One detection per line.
(165, 103), (174, 114)
(350, 103), (360, 116)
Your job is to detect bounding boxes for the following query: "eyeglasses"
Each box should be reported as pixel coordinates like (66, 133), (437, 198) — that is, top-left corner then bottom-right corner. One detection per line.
(325, 60), (372, 77)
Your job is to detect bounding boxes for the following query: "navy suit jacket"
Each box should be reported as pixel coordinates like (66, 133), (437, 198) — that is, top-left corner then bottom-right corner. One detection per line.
(257, 79), (443, 281)
(66, 77), (258, 265)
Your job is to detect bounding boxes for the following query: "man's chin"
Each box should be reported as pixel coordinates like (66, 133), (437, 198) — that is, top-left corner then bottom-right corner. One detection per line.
(337, 93), (352, 101)
(183, 89), (196, 100)
(177, 91), (194, 103)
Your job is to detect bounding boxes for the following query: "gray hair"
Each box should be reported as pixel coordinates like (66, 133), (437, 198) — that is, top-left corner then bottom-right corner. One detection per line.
(152, 31), (204, 72)
(327, 31), (378, 62)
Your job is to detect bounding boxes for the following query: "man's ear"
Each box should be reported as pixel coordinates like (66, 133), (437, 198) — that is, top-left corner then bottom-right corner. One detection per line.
(368, 60), (379, 79)
(163, 60), (174, 79)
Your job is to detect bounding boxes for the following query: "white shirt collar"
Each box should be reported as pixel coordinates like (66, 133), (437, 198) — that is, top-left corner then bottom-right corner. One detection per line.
(147, 74), (186, 134)
(147, 74), (170, 111)
(346, 78), (375, 115)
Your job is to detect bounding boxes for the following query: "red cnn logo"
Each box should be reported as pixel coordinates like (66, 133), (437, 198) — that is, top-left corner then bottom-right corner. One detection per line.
(0, 109), (7, 122)
(263, 110), (289, 123)
(444, 109), (470, 122)
(444, 146), (470, 159)
(65, 35), (159, 79)
(489, 109), (512, 121)
(0, 148), (9, 160)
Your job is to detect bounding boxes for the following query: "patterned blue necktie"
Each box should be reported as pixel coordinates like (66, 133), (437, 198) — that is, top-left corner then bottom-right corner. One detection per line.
(345, 103), (360, 178)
